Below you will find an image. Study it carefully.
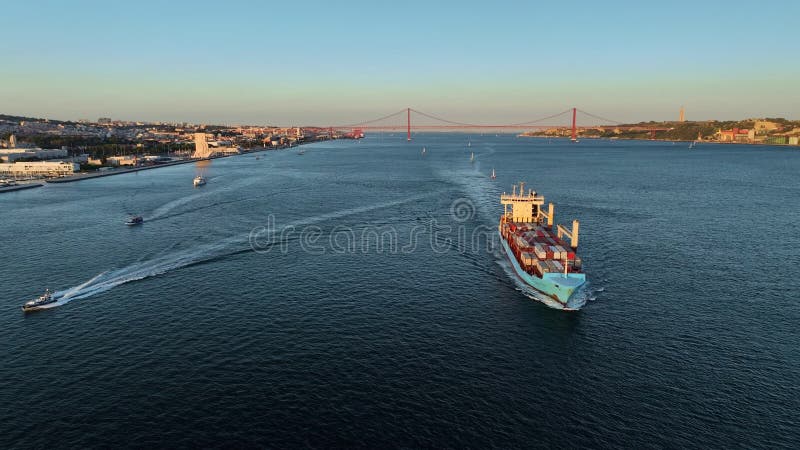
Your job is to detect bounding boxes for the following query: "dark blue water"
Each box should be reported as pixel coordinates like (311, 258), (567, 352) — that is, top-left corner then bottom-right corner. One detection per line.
(1, 135), (798, 448)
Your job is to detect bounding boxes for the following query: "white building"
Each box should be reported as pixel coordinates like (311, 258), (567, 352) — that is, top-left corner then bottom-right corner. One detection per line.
(106, 155), (138, 166)
(0, 161), (79, 177)
(0, 148), (69, 162)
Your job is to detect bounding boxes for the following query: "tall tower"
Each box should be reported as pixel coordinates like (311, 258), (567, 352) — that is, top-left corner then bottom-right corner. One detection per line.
(679, 106), (686, 123)
(192, 132), (210, 159)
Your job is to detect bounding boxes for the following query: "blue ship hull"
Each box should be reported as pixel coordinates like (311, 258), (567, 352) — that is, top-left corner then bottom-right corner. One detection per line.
(499, 231), (586, 309)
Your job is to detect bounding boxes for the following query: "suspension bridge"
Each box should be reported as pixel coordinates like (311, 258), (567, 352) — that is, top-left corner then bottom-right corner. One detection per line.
(329, 107), (671, 141)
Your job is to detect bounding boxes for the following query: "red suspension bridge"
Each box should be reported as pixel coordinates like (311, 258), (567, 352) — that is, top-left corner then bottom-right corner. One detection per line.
(329, 108), (671, 140)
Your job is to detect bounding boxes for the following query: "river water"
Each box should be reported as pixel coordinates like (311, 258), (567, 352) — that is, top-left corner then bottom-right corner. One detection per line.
(1, 135), (798, 447)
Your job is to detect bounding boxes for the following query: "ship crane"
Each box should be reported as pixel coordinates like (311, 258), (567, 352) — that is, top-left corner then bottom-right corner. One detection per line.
(556, 220), (580, 250)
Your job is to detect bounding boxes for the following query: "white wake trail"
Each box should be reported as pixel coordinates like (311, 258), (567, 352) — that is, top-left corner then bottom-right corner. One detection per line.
(48, 192), (441, 307)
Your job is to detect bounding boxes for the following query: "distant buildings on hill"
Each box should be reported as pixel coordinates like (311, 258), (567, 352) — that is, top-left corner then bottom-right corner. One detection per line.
(717, 120), (800, 145)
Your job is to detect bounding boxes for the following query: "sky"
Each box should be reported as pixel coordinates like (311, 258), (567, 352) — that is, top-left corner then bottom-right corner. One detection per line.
(1, 0), (799, 125)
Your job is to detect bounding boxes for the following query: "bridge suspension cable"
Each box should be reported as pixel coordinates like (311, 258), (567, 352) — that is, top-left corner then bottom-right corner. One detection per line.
(408, 108), (483, 127)
(576, 109), (623, 125)
(338, 109), (407, 128)
(506, 109), (574, 127)
(329, 107), (628, 132)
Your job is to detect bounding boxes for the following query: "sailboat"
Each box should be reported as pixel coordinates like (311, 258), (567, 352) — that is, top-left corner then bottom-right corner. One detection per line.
(490, 168), (496, 180)
(421, 147), (426, 155)
(470, 152), (475, 163)
(468, 140), (471, 148)
(688, 141), (696, 149)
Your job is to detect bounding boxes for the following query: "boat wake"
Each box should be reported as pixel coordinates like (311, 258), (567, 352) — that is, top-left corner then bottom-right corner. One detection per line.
(146, 177), (260, 221)
(45, 192), (442, 309)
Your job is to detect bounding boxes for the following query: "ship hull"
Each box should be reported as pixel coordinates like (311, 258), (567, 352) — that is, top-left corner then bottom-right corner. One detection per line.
(21, 301), (59, 312)
(499, 231), (585, 309)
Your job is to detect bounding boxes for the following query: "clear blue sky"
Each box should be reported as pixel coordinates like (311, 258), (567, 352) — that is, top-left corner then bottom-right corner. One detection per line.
(1, 0), (798, 125)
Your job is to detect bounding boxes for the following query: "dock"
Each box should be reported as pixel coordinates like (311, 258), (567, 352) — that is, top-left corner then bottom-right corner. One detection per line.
(0, 183), (43, 194)
(46, 159), (198, 184)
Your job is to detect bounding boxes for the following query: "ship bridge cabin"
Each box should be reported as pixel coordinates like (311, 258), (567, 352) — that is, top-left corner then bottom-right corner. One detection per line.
(500, 182), (552, 225)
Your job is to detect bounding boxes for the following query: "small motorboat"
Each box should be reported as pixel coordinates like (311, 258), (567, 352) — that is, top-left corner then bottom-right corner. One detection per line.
(22, 289), (58, 312)
(193, 175), (206, 187)
(125, 215), (144, 226)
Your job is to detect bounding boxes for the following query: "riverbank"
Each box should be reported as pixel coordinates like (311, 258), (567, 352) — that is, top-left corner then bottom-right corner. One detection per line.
(517, 135), (800, 148)
(45, 144), (307, 184)
(46, 158), (198, 184)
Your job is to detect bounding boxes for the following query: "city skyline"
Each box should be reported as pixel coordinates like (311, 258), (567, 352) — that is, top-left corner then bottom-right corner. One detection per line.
(2, 0), (799, 124)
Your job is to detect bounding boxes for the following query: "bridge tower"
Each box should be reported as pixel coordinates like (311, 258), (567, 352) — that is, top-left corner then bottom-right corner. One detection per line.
(570, 108), (577, 142)
(407, 108), (411, 141)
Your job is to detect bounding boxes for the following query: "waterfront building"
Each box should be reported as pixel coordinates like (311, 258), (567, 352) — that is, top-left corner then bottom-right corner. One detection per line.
(718, 128), (753, 143)
(106, 155), (138, 166)
(0, 161), (79, 177)
(0, 148), (69, 162)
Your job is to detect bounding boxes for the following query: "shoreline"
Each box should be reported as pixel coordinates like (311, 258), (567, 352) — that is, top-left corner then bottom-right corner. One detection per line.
(46, 158), (197, 183)
(517, 135), (799, 148)
(45, 144), (298, 184)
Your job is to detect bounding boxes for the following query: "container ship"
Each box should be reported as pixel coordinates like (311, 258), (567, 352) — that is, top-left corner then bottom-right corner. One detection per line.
(499, 182), (585, 309)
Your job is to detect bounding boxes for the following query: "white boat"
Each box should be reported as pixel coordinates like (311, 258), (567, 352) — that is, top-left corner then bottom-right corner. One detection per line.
(421, 147), (426, 155)
(22, 289), (58, 312)
(125, 215), (143, 226)
(470, 152), (475, 163)
(193, 175), (206, 187)
(490, 168), (496, 180)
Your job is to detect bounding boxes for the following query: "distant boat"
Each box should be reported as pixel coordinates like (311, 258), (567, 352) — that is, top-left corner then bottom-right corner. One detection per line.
(297, 149), (305, 155)
(22, 288), (58, 312)
(421, 147), (426, 155)
(470, 152), (475, 163)
(688, 141), (696, 149)
(490, 168), (496, 180)
(468, 140), (472, 147)
(125, 215), (143, 226)
(193, 175), (206, 187)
